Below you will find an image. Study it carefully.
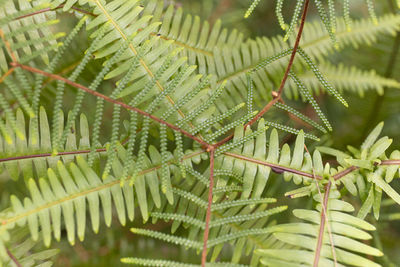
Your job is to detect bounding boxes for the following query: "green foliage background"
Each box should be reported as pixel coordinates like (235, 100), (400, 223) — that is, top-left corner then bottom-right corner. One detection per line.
(0, 0), (400, 266)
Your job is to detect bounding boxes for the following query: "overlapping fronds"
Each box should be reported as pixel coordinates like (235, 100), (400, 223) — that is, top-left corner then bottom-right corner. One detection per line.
(211, 14), (400, 112)
(318, 122), (400, 219)
(87, 1), (400, 112)
(0, 107), (93, 182)
(0, 228), (58, 267)
(0, 136), (210, 263)
(296, 63), (400, 98)
(186, 14), (400, 134)
(143, 0), (243, 75)
(246, 0), (393, 44)
(216, 121), (318, 200)
(122, 165), (287, 265)
(121, 257), (249, 267)
(32, 0), (231, 190)
(256, 188), (383, 266)
(0, 0), (62, 72)
(3, 1), (397, 141)
(0, 0), (400, 266)
(0, 156), (137, 249)
(299, 14), (400, 58)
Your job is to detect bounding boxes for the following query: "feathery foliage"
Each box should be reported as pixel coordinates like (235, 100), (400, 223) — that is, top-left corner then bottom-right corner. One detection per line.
(0, 0), (400, 266)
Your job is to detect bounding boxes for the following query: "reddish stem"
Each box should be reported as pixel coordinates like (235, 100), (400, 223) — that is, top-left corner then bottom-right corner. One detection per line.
(0, 148), (106, 163)
(245, 0), (310, 128)
(14, 4), (95, 21)
(381, 159), (400, 165)
(0, 67), (15, 83)
(224, 152), (321, 179)
(314, 181), (331, 267)
(11, 62), (210, 147)
(333, 166), (358, 180)
(201, 147), (215, 266)
(6, 247), (22, 267)
(215, 0), (310, 147)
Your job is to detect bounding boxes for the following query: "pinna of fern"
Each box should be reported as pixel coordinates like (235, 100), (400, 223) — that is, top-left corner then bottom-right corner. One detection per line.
(0, 228), (58, 267)
(246, 0), (390, 42)
(0, 107), (93, 183)
(256, 186), (384, 267)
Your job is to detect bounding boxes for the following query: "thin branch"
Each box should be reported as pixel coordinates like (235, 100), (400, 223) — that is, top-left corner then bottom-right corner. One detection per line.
(223, 151), (321, 179)
(214, 0), (310, 147)
(11, 62), (210, 147)
(313, 181), (332, 267)
(14, 4), (95, 20)
(305, 145), (338, 266)
(0, 29), (17, 62)
(0, 148), (106, 163)
(6, 247), (22, 267)
(0, 67), (15, 84)
(333, 165), (358, 180)
(381, 159), (400, 165)
(244, 0), (310, 128)
(202, 147), (215, 267)
(332, 159), (400, 181)
(0, 132), (133, 163)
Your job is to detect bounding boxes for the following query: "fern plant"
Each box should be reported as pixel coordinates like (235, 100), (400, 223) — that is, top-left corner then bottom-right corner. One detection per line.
(0, 0), (400, 266)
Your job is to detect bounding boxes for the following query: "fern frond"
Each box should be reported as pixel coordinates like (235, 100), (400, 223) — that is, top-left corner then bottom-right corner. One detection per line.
(129, 228), (202, 249)
(296, 62), (400, 97)
(0, 1), (62, 70)
(276, 0), (286, 30)
(3, 76), (34, 118)
(202, 14), (400, 130)
(0, 107), (93, 181)
(274, 102), (326, 133)
(51, 22), (107, 154)
(1, 228), (58, 267)
(244, 0), (261, 19)
(283, 0), (304, 42)
(211, 198), (276, 211)
(314, 0), (338, 47)
(189, 103), (245, 136)
(0, 92), (24, 141)
(217, 125), (323, 199)
(0, 154), (169, 249)
(147, 0), (243, 74)
(31, 16), (86, 113)
(88, 0), (214, 129)
(342, 0), (352, 31)
(288, 71), (332, 130)
(1, 0), (399, 265)
(365, 0), (378, 25)
(121, 257), (248, 267)
(327, 0), (336, 34)
(297, 48), (348, 107)
(318, 122), (400, 216)
(135, 184), (285, 264)
(301, 14), (400, 55)
(205, 111), (257, 143)
(256, 188), (383, 267)
(209, 206), (287, 228)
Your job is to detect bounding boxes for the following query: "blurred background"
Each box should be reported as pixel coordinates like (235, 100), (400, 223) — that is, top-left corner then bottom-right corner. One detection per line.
(1, 0), (399, 266)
